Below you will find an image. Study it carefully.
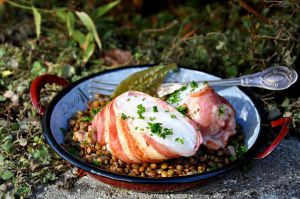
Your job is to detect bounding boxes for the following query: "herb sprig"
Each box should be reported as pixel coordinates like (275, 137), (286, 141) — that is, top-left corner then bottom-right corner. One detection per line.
(177, 106), (188, 115)
(137, 104), (146, 119)
(218, 105), (225, 116)
(153, 106), (158, 112)
(121, 113), (128, 120)
(175, 137), (185, 144)
(190, 81), (198, 89)
(147, 122), (173, 139)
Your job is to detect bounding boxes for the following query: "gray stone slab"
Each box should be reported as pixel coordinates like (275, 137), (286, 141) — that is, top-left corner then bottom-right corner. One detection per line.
(32, 138), (300, 199)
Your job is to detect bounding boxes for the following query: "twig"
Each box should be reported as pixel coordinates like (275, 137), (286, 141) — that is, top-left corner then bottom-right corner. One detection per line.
(206, 32), (228, 42)
(139, 20), (178, 37)
(252, 52), (278, 66)
(164, 29), (197, 60)
(237, 0), (270, 23)
(260, 92), (276, 105)
(180, 29), (197, 40)
(138, 20), (179, 47)
(254, 35), (296, 41)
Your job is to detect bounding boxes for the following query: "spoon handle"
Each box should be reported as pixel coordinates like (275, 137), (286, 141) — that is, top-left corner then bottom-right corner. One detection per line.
(240, 66), (298, 90)
(206, 66), (298, 90)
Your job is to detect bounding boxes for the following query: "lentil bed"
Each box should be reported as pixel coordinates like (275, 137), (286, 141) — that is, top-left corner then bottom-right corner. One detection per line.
(63, 94), (247, 178)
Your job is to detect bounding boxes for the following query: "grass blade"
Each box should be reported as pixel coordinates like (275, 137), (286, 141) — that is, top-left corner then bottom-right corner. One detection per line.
(67, 11), (75, 36)
(32, 6), (41, 39)
(93, 0), (121, 19)
(76, 11), (102, 51)
(82, 33), (95, 63)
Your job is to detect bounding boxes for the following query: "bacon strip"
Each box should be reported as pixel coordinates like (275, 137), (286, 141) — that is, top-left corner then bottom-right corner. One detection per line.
(142, 134), (180, 159)
(91, 107), (106, 145)
(183, 86), (236, 150)
(119, 119), (160, 163)
(107, 103), (132, 163)
(92, 91), (202, 163)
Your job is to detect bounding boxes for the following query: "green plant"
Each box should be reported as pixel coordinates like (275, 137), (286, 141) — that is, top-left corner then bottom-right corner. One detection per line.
(3, 0), (121, 63)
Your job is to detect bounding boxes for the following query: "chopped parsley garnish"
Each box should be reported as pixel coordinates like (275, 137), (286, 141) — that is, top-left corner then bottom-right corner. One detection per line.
(81, 116), (92, 122)
(177, 105), (188, 115)
(148, 122), (162, 133)
(163, 128), (173, 138)
(180, 86), (187, 91)
(121, 113), (128, 120)
(142, 97), (146, 101)
(91, 107), (101, 115)
(218, 105), (225, 116)
(167, 90), (181, 104)
(190, 81), (198, 89)
(137, 104), (146, 119)
(147, 122), (173, 139)
(236, 145), (248, 156)
(175, 137), (184, 144)
(149, 117), (156, 121)
(153, 106), (158, 112)
(203, 81), (208, 84)
(92, 160), (101, 167)
(228, 137), (247, 159)
(170, 114), (177, 119)
(127, 98), (130, 102)
(135, 127), (138, 130)
(140, 128), (144, 131)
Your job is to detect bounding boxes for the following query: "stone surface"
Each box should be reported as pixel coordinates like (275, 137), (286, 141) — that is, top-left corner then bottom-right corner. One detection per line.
(32, 138), (300, 199)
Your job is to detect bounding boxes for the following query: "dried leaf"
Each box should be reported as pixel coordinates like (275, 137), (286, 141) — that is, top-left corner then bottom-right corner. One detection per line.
(102, 49), (133, 66)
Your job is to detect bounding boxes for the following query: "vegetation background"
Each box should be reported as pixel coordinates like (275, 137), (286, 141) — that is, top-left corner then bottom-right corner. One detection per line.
(0, 0), (299, 197)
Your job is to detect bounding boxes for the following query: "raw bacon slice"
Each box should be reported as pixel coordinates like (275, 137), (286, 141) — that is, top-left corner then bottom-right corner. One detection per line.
(167, 82), (236, 150)
(92, 91), (202, 163)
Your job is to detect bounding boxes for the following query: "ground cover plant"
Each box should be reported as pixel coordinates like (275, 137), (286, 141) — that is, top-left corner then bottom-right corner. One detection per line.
(0, 0), (299, 197)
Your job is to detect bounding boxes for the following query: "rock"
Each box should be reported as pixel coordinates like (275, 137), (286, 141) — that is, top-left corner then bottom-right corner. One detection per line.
(32, 138), (300, 199)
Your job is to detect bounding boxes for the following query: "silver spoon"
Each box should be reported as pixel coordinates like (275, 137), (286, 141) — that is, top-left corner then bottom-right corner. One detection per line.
(156, 66), (298, 97)
(88, 66), (298, 98)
